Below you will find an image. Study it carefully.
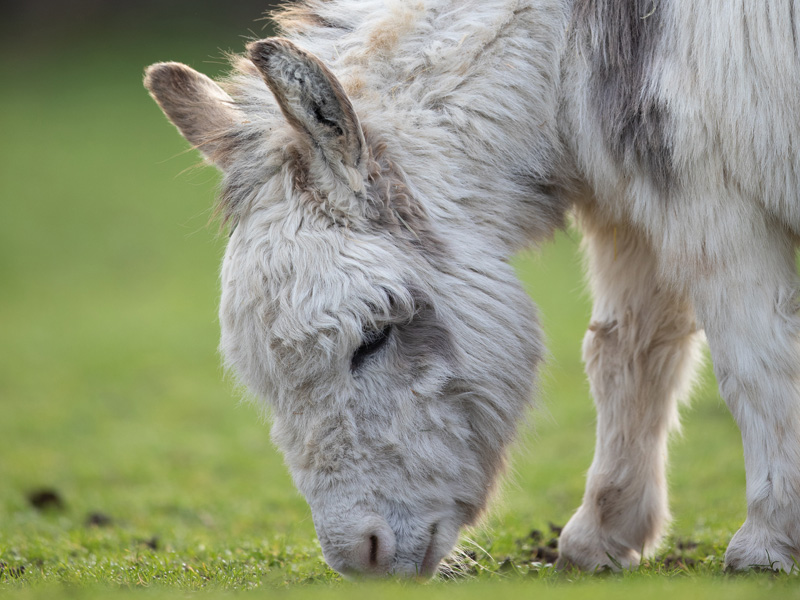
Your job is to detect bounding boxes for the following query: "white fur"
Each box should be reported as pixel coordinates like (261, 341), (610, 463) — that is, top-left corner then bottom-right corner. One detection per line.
(145, 0), (800, 576)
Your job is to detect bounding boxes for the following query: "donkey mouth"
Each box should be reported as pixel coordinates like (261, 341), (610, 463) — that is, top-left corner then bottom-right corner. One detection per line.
(416, 523), (442, 578)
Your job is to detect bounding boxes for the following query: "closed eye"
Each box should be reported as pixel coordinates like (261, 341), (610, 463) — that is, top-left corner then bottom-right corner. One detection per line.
(351, 325), (393, 372)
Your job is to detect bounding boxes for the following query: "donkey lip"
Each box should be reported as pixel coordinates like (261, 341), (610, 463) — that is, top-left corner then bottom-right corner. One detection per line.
(417, 524), (441, 577)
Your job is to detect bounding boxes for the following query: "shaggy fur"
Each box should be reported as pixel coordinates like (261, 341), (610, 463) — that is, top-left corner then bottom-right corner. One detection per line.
(145, 0), (800, 576)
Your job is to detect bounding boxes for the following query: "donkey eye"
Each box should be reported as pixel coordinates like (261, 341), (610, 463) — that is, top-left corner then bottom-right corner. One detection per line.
(351, 325), (393, 372)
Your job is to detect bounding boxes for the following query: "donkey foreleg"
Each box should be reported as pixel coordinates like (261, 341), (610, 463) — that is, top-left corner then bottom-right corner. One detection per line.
(558, 219), (702, 570)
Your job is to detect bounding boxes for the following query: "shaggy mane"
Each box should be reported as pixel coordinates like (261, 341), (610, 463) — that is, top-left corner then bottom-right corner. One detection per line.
(273, 0), (351, 36)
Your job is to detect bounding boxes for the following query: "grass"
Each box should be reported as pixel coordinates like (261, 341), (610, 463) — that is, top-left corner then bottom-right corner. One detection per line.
(0, 15), (787, 598)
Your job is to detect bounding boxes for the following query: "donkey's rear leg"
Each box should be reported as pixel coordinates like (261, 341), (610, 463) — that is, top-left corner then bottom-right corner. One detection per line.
(558, 220), (702, 570)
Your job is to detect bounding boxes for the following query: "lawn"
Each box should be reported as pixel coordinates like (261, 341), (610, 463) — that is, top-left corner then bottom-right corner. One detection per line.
(0, 9), (790, 598)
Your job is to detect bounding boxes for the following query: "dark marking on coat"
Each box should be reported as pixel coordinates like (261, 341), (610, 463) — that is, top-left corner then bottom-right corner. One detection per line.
(364, 129), (449, 263)
(395, 287), (456, 375)
(304, 414), (356, 474)
(791, 2), (798, 55)
(571, 0), (674, 190)
(443, 377), (510, 515)
(351, 324), (393, 372)
(595, 486), (625, 526)
(215, 128), (272, 227)
(512, 172), (570, 234)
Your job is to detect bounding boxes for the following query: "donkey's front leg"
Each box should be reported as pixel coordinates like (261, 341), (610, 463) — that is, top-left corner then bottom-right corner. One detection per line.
(690, 230), (800, 572)
(558, 220), (702, 570)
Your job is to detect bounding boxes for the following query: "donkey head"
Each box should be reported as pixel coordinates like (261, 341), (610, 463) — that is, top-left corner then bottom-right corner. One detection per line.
(145, 38), (542, 578)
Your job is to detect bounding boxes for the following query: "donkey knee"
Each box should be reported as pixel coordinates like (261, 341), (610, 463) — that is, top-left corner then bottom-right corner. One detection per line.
(582, 319), (626, 397)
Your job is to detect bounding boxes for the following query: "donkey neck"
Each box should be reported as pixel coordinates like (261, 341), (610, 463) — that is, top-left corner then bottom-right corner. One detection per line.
(273, 0), (572, 253)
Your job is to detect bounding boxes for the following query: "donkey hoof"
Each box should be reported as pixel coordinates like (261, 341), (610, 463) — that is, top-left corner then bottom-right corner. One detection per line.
(724, 524), (800, 573)
(558, 511), (642, 572)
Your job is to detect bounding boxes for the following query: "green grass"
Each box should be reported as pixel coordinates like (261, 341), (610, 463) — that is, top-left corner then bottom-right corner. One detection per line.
(0, 22), (783, 598)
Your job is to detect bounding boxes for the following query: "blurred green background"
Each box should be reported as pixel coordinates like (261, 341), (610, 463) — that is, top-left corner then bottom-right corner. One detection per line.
(0, 0), (748, 592)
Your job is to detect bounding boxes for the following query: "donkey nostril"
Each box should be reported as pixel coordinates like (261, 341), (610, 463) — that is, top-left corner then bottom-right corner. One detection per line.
(369, 534), (379, 567)
(351, 521), (395, 575)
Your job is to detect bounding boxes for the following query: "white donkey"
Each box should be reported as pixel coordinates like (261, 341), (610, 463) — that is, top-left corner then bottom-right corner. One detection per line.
(145, 0), (800, 576)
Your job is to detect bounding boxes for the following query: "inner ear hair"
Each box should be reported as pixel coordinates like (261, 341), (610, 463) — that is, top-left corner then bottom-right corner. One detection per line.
(246, 38), (365, 170)
(144, 62), (241, 168)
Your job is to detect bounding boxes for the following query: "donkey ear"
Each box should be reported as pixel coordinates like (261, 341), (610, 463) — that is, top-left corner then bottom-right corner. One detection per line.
(144, 62), (241, 169)
(247, 38), (365, 170)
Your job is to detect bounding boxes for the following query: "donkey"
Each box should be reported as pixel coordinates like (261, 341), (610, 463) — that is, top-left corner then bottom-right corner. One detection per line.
(145, 0), (800, 576)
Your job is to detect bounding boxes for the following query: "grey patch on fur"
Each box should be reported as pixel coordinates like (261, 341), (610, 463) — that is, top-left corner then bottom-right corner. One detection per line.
(453, 498), (482, 528)
(364, 130), (450, 263)
(595, 486), (625, 526)
(395, 288), (456, 375)
(216, 130), (276, 226)
(442, 377), (508, 520)
(571, 0), (674, 190)
(512, 171), (570, 233)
